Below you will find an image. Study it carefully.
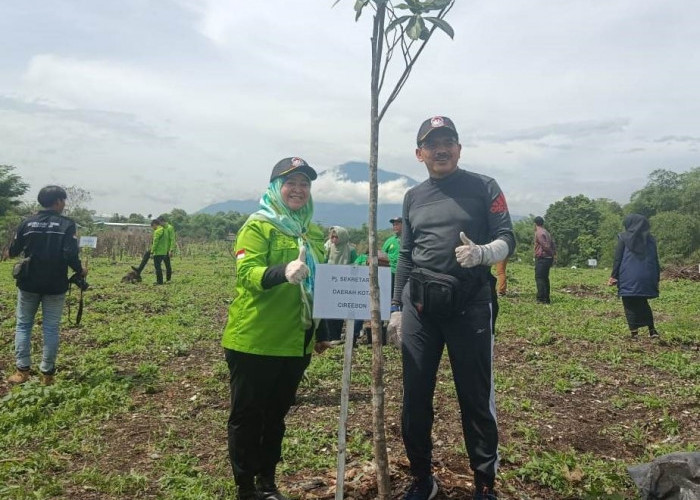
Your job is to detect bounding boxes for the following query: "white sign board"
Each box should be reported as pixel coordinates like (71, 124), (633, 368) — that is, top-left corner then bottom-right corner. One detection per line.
(313, 264), (392, 320)
(79, 236), (98, 248)
(587, 258), (598, 268)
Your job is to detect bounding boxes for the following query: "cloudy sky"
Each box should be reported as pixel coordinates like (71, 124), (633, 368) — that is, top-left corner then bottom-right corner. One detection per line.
(1, 0), (698, 218)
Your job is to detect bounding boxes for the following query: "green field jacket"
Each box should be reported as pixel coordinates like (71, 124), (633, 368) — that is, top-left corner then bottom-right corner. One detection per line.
(221, 218), (325, 357)
(151, 226), (169, 256)
(165, 223), (176, 252)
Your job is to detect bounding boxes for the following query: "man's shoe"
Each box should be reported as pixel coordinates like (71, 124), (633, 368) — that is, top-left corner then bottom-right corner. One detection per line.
(474, 472), (497, 499)
(40, 373), (55, 386)
(473, 488), (498, 500)
(237, 486), (260, 500)
(403, 475), (438, 500)
(256, 476), (289, 500)
(8, 369), (30, 384)
(131, 266), (141, 274)
(474, 485), (498, 499)
(649, 328), (660, 338)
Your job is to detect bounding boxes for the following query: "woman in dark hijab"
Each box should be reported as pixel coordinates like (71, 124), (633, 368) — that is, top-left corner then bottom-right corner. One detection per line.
(608, 214), (661, 339)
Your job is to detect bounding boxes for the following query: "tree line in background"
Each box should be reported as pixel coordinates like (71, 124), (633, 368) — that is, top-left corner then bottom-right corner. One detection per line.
(511, 167), (699, 267)
(1, 165), (698, 267)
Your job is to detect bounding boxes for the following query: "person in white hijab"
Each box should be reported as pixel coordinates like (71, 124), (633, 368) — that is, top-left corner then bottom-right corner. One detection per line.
(324, 226), (357, 340)
(326, 226), (355, 265)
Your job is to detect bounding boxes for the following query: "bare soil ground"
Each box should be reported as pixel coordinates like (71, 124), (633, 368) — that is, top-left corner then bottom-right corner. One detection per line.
(31, 328), (694, 500)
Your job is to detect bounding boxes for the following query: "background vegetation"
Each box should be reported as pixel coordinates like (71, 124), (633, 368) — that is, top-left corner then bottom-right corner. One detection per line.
(511, 167), (700, 267)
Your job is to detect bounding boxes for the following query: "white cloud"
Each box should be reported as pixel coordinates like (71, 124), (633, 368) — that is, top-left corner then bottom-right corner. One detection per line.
(1, 1), (699, 219)
(313, 168), (412, 205)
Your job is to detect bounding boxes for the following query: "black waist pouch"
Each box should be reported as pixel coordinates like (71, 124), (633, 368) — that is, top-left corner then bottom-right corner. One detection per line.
(12, 256), (31, 280)
(409, 267), (463, 317)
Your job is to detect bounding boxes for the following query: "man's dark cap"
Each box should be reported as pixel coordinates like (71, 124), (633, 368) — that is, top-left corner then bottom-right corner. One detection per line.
(270, 157), (317, 182)
(534, 216), (544, 226)
(389, 216), (402, 224)
(417, 116), (459, 145)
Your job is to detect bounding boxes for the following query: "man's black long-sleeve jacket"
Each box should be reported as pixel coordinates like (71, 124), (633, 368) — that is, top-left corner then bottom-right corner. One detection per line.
(9, 210), (84, 294)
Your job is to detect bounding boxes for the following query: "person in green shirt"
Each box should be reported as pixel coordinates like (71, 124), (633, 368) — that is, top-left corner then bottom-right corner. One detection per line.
(150, 219), (169, 285)
(157, 216), (176, 281)
(221, 157), (330, 500)
(382, 216), (402, 291)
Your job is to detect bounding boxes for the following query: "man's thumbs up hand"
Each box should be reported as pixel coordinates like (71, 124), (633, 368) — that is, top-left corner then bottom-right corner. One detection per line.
(455, 231), (484, 268)
(285, 246), (310, 284)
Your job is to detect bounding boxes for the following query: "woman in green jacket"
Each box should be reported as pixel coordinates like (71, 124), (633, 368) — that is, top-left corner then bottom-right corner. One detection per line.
(221, 157), (329, 500)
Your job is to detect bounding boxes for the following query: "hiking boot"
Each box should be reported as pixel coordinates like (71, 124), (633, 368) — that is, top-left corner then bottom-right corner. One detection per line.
(8, 369), (30, 384)
(474, 472), (497, 499)
(474, 486), (498, 499)
(630, 329), (639, 340)
(649, 328), (660, 338)
(403, 475), (438, 500)
(256, 475), (288, 500)
(41, 373), (55, 386)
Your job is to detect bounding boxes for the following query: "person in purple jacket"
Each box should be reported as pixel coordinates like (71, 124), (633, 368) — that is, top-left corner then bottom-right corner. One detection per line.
(608, 214), (661, 339)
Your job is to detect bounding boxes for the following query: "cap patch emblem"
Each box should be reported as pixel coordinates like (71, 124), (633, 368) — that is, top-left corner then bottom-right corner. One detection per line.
(430, 116), (445, 128)
(291, 157), (305, 167)
(490, 193), (509, 214)
(236, 249), (246, 260)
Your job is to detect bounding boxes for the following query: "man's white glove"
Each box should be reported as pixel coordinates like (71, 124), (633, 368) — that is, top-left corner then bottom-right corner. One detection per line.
(387, 310), (402, 347)
(455, 232), (509, 268)
(285, 246), (310, 284)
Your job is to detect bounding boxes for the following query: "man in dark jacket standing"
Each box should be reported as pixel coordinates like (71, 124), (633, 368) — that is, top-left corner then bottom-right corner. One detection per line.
(388, 116), (515, 500)
(533, 216), (556, 304)
(6, 185), (87, 385)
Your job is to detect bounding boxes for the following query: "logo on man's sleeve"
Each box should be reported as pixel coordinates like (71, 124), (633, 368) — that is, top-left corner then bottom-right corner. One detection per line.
(489, 193), (509, 214)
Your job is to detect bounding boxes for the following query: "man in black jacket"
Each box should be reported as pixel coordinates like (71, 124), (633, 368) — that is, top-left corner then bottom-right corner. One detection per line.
(388, 116), (515, 500)
(6, 185), (87, 386)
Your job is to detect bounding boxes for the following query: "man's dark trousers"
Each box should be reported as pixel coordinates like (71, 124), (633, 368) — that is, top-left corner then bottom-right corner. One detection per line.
(535, 257), (553, 303)
(153, 255), (165, 284)
(163, 254), (172, 281)
(400, 286), (498, 480)
(134, 250), (151, 273)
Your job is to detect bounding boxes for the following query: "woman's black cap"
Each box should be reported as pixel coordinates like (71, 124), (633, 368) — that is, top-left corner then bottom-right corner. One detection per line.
(270, 157), (317, 182)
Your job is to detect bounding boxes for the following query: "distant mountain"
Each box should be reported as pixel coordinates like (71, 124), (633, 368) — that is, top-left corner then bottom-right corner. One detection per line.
(198, 162), (525, 227)
(200, 199), (405, 229)
(199, 162), (417, 228)
(327, 161), (417, 184)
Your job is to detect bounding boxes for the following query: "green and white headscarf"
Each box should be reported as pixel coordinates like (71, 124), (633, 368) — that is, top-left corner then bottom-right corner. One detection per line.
(327, 226), (353, 264)
(249, 176), (317, 328)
